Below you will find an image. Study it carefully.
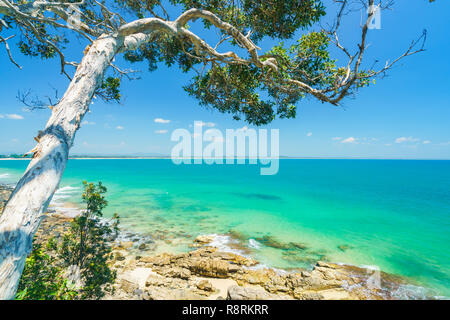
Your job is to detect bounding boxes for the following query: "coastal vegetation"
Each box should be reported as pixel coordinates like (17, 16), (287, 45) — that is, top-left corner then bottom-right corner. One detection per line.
(0, 0), (430, 298)
(15, 182), (119, 300)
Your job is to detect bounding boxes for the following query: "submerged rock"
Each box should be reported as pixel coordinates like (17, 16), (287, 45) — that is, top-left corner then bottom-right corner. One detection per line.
(255, 235), (308, 251)
(255, 235), (291, 249)
(338, 244), (353, 252)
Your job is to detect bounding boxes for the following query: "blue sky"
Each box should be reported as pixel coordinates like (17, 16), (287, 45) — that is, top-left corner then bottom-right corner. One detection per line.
(0, 1), (449, 158)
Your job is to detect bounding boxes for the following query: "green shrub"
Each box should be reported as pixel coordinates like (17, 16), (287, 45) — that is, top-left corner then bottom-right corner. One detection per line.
(58, 181), (119, 299)
(15, 242), (78, 300)
(16, 181), (120, 300)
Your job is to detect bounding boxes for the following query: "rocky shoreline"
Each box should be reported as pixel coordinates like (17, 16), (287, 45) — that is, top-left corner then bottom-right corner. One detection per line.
(0, 185), (431, 300)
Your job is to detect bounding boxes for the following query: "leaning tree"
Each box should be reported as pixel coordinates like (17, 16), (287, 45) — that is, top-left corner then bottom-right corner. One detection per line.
(0, 0), (427, 299)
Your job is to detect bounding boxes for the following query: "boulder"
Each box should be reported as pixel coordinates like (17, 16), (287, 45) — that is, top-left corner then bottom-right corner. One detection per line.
(227, 285), (293, 300)
(120, 279), (139, 294)
(145, 274), (167, 287)
(194, 235), (215, 245)
(188, 258), (239, 278)
(160, 267), (191, 280)
(119, 241), (134, 249)
(293, 289), (324, 300)
(196, 280), (214, 292)
(113, 251), (126, 262)
(140, 253), (172, 266)
(143, 286), (205, 300)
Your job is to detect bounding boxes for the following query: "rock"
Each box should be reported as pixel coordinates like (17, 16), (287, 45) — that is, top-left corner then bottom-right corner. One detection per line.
(120, 279), (139, 294)
(316, 261), (335, 268)
(114, 262), (125, 269)
(143, 286), (205, 300)
(235, 269), (272, 286)
(120, 241), (134, 249)
(255, 235), (291, 250)
(138, 243), (147, 250)
(113, 251), (126, 262)
(228, 229), (248, 242)
(227, 285), (293, 300)
(289, 242), (308, 250)
(145, 275), (167, 287)
(281, 251), (317, 264)
(312, 263), (351, 282)
(319, 288), (352, 300)
(188, 258), (239, 278)
(264, 275), (288, 293)
(293, 289), (324, 300)
(118, 267), (155, 294)
(196, 280), (214, 292)
(140, 253), (172, 266)
(211, 251), (258, 267)
(194, 235), (215, 245)
(133, 289), (144, 298)
(161, 267), (191, 280)
(338, 244), (353, 252)
(254, 236), (309, 251)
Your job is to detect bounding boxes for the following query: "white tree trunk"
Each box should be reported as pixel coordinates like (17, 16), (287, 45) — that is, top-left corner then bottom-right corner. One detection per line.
(0, 35), (122, 299)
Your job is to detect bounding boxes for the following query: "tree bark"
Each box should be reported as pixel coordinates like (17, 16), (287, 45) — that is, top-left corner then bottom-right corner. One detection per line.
(0, 34), (123, 300)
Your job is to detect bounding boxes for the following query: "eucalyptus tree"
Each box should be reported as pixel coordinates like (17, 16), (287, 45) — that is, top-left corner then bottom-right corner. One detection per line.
(0, 0), (426, 299)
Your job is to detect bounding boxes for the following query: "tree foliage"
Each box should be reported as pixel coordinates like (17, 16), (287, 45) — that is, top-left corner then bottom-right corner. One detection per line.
(57, 181), (119, 299)
(0, 1), (426, 124)
(15, 181), (119, 300)
(15, 242), (78, 300)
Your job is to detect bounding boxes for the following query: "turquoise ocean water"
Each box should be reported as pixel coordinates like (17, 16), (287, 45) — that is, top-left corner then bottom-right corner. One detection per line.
(1, 159), (449, 297)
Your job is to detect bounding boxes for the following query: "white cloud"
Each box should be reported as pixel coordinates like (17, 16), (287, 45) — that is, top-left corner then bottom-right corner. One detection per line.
(332, 137), (342, 141)
(195, 121), (216, 128)
(307, 132), (312, 137)
(0, 114), (24, 120)
(82, 120), (96, 126)
(423, 140), (431, 144)
(395, 136), (420, 144)
(155, 130), (168, 134)
(341, 137), (357, 144)
(116, 125), (124, 130)
(154, 118), (171, 124)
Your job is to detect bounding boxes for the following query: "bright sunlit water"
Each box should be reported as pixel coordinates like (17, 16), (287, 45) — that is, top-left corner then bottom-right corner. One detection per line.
(1, 159), (449, 297)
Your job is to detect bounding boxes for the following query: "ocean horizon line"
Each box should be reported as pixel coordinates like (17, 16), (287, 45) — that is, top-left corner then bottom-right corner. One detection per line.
(1, 156), (450, 161)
